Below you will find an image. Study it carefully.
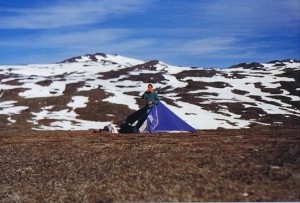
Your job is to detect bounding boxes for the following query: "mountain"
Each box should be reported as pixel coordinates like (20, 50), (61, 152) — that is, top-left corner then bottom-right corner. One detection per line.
(0, 53), (299, 131)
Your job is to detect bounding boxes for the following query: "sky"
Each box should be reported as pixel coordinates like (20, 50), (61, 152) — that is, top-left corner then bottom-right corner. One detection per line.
(0, 0), (299, 68)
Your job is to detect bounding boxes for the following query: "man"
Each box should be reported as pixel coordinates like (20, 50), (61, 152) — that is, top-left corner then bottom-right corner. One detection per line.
(119, 84), (160, 133)
(142, 84), (160, 109)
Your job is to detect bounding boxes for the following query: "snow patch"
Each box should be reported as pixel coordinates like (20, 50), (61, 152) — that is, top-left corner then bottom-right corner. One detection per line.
(67, 96), (89, 109)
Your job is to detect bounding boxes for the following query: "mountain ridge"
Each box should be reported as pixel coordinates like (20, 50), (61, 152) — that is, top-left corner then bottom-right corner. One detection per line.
(60, 52), (300, 70)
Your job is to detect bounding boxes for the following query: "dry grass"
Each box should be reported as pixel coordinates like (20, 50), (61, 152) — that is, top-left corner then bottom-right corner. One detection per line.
(0, 127), (299, 202)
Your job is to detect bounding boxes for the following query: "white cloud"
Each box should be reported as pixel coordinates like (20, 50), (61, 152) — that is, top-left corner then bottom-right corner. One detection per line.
(38, 29), (132, 48)
(178, 37), (236, 55)
(0, 29), (129, 47)
(197, 0), (300, 30)
(0, 28), (155, 55)
(0, 0), (149, 29)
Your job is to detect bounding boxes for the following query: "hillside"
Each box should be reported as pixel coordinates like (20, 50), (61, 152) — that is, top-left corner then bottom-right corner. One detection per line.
(0, 53), (299, 131)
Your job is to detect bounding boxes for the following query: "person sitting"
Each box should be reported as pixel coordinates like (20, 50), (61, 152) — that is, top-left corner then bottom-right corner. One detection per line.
(119, 84), (160, 133)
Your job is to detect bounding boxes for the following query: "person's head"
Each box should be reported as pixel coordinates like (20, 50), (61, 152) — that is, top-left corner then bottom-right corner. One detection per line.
(147, 84), (153, 92)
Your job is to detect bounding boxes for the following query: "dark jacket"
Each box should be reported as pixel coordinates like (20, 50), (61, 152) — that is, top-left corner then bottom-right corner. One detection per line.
(142, 90), (160, 109)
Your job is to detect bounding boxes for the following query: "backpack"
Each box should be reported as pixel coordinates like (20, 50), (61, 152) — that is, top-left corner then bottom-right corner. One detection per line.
(103, 123), (117, 133)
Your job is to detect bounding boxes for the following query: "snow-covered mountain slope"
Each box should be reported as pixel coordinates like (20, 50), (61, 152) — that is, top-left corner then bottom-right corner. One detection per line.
(0, 53), (299, 130)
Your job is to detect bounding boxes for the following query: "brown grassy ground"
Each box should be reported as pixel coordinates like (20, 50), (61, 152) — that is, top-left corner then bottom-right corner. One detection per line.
(0, 127), (299, 202)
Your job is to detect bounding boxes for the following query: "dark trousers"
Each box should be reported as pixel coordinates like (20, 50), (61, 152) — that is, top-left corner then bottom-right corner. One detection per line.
(126, 107), (148, 130)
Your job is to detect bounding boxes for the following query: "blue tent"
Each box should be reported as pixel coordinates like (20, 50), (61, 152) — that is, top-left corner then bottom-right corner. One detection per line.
(119, 102), (196, 133)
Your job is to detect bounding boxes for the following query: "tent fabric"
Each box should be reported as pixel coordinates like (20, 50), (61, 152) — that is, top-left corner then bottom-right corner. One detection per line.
(143, 102), (196, 133)
(119, 102), (196, 133)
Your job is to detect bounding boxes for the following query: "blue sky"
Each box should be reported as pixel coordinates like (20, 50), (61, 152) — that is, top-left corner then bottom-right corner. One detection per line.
(0, 0), (299, 68)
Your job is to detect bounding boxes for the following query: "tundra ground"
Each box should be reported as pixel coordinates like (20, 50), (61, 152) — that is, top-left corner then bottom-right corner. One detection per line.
(0, 126), (299, 202)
